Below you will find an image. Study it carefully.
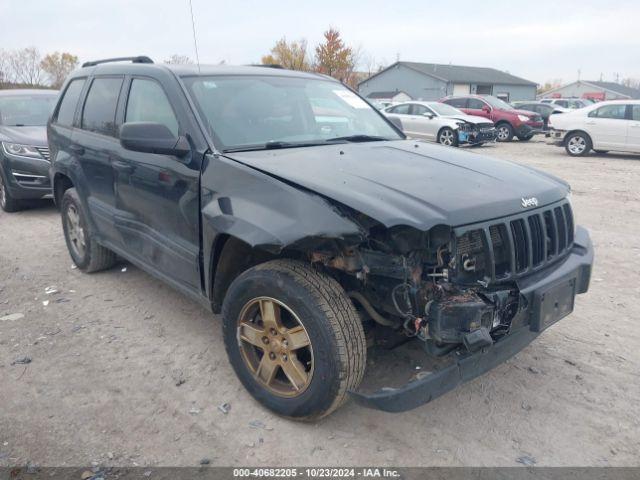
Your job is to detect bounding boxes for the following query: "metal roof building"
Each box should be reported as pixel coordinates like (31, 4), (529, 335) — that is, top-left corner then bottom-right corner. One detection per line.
(358, 61), (538, 102)
(538, 80), (640, 101)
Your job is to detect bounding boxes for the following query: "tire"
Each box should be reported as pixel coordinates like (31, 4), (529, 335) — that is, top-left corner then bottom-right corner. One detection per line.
(61, 188), (116, 272)
(222, 259), (366, 420)
(0, 170), (23, 213)
(517, 134), (533, 141)
(438, 127), (459, 147)
(594, 150), (609, 154)
(565, 132), (592, 157)
(495, 123), (514, 142)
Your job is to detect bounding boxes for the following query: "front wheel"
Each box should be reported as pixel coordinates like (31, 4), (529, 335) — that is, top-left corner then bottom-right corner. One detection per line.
(0, 171), (23, 213)
(565, 132), (592, 157)
(496, 123), (514, 142)
(222, 259), (366, 420)
(438, 127), (459, 147)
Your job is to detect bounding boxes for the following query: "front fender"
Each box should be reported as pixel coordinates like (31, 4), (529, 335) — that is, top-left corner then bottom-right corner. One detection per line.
(200, 154), (364, 301)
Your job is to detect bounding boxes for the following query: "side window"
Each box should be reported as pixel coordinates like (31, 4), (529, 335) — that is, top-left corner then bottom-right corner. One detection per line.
(125, 78), (179, 137)
(444, 97), (467, 108)
(556, 100), (568, 108)
(632, 105), (640, 121)
(467, 98), (486, 110)
(588, 104), (627, 119)
(389, 104), (411, 115)
(81, 77), (124, 137)
(411, 104), (428, 115)
(55, 78), (85, 127)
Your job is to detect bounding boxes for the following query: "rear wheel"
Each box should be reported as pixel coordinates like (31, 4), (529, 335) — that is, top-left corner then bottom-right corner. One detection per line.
(222, 259), (366, 420)
(438, 127), (459, 147)
(565, 132), (592, 157)
(496, 123), (514, 142)
(0, 171), (23, 213)
(61, 188), (117, 272)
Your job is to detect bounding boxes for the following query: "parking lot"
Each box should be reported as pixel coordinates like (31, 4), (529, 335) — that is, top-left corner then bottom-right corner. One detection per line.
(1, 138), (639, 467)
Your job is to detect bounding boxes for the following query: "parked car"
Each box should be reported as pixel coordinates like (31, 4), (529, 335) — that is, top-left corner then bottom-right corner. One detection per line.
(540, 98), (591, 109)
(0, 89), (58, 212)
(49, 57), (593, 420)
(383, 101), (496, 146)
(548, 100), (640, 156)
(441, 95), (544, 142)
(511, 101), (569, 130)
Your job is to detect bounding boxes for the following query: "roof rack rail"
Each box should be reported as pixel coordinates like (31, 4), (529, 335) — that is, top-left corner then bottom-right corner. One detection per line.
(250, 64), (284, 69)
(82, 56), (154, 68)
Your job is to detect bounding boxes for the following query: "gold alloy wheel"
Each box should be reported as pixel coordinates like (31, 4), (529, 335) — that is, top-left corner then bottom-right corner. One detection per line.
(237, 297), (314, 397)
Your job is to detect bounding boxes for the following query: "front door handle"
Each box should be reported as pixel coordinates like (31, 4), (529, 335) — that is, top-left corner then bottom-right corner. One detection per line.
(69, 144), (85, 155)
(630, 123), (640, 128)
(585, 121), (596, 125)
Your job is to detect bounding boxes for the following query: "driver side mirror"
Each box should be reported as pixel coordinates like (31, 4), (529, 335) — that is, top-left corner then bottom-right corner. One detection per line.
(119, 122), (190, 157)
(482, 105), (491, 113)
(423, 112), (435, 119)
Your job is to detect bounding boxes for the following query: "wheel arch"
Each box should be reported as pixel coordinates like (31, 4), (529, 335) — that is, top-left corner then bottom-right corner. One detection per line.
(53, 172), (74, 207)
(563, 129), (593, 146)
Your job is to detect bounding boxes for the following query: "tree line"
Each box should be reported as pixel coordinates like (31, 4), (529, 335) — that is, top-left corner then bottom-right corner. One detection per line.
(260, 28), (385, 88)
(0, 47), (79, 89)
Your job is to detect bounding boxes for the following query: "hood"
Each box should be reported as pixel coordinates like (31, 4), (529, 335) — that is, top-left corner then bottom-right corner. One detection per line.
(0, 126), (48, 147)
(224, 140), (569, 231)
(442, 114), (493, 125)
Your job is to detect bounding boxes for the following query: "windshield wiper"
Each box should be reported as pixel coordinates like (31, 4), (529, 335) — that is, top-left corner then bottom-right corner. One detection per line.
(325, 134), (389, 143)
(222, 140), (327, 153)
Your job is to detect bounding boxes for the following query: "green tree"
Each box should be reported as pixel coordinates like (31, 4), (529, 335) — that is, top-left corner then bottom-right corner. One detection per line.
(314, 28), (356, 84)
(261, 38), (311, 71)
(41, 52), (78, 88)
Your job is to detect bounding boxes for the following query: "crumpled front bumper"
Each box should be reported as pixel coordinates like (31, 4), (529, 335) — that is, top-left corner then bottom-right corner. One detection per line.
(350, 226), (593, 413)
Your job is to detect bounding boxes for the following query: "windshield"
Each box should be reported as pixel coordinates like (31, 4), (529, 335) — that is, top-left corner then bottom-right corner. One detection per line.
(0, 94), (58, 126)
(429, 103), (464, 116)
(182, 75), (402, 151)
(483, 96), (514, 110)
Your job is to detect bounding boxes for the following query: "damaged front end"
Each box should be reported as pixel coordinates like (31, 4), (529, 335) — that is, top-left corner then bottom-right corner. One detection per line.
(307, 197), (593, 412)
(456, 121), (497, 145)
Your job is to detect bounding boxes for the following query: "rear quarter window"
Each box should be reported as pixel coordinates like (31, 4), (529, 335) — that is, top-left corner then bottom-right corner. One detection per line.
(55, 78), (86, 127)
(81, 77), (124, 137)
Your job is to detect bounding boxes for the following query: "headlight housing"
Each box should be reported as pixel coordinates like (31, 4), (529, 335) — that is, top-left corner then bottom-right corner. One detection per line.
(1, 142), (44, 159)
(517, 115), (531, 122)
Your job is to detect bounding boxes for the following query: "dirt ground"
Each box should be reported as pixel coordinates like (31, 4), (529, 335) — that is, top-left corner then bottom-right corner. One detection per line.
(1, 138), (639, 468)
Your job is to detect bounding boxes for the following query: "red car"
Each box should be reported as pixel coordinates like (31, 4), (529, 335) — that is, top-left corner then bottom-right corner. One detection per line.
(440, 95), (544, 142)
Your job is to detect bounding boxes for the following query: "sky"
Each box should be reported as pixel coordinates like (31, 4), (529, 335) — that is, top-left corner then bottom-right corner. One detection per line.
(2, 0), (639, 86)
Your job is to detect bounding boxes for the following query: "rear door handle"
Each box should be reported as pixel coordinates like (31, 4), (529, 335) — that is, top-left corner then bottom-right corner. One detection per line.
(112, 160), (135, 174)
(585, 121), (596, 126)
(69, 144), (85, 155)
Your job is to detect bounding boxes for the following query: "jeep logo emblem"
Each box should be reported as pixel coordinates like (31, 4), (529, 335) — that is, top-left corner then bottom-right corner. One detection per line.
(521, 197), (539, 208)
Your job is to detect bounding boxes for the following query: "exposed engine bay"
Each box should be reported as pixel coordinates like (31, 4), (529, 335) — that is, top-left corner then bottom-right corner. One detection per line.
(309, 220), (522, 357)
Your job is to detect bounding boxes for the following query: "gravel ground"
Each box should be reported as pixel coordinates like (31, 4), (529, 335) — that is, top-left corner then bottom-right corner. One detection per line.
(1, 138), (639, 467)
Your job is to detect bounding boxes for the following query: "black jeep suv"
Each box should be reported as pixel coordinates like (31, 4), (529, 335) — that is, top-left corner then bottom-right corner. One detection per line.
(48, 57), (593, 420)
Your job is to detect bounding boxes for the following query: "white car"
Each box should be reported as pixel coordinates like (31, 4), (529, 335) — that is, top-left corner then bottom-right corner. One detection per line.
(548, 100), (640, 156)
(540, 98), (592, 109)
(383, 101), (496, 147)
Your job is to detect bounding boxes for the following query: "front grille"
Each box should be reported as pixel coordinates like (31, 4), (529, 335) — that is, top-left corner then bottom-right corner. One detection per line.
(35, 147), (50, 161)
(456, 200), (574, 283)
